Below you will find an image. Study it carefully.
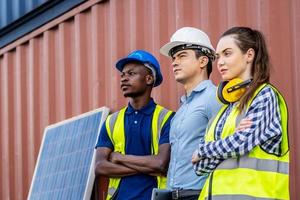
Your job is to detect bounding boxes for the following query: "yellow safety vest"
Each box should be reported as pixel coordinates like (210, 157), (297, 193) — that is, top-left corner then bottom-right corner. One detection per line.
(199, 84), (289, 200)
(105, 104), (173, 200)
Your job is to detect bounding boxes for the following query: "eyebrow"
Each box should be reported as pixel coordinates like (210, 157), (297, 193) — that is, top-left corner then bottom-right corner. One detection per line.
(178, 51), (188, 56)
(173, 51), (188, 58)
(223, 48), (232, 52)
(122, 68), (135, 74)
(216, 48), (232, 55)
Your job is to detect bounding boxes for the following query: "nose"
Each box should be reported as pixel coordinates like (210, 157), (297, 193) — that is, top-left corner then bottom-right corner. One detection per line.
(217, 58), (225, 67)
(172, 57), (179, 67)
(120, 74), (129, 82)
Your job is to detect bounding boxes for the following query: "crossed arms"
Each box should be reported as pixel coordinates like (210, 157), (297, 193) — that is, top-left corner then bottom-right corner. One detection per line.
(95, 143), (170, 178)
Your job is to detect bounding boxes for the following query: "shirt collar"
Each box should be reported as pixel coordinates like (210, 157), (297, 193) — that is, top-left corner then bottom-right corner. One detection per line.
(180, 80), (212, 103)
(126, 98), (156, 115)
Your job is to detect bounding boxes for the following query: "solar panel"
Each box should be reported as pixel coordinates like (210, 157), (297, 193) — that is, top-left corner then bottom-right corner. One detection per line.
(28, 107), (109, 200)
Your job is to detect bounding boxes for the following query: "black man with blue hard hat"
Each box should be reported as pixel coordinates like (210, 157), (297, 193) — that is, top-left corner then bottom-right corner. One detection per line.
(95, 50), (174, 200)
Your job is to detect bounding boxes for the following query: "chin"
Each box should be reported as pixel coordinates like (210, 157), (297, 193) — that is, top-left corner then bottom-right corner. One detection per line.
(174, 76), (185, 83)
(123, 91), (131, 97)
(221, 75), (232, 81)
(123, 92), (140, 98)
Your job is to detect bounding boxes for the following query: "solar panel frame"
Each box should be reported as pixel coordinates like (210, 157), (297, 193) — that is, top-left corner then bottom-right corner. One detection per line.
(27, 107), (109, 200)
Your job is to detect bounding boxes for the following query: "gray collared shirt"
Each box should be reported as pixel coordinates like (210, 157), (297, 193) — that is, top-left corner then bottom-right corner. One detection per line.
(167, 80), (221, 190)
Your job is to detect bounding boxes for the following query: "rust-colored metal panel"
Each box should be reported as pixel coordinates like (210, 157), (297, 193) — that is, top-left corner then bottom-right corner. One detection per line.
(0, 0), (299, 199)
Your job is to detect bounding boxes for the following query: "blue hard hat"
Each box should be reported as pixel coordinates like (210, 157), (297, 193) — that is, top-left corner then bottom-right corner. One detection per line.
(116, 50), (163, 87)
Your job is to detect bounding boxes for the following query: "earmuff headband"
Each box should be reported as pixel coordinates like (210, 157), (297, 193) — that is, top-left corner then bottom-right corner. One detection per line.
(227, 79), (252, 93)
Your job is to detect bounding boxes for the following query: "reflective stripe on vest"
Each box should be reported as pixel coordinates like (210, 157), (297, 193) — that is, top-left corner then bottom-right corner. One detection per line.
(199, 84), (289, 200)
(105, 105), (173, 200)
(206, 195), (280, 200)
(217, 156), (288, 174)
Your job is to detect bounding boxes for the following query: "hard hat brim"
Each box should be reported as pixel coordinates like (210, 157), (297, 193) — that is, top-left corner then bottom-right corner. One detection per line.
(115, 57), (145, 72)
(115, 57), (163, 87)
(160, 41), (215, 57)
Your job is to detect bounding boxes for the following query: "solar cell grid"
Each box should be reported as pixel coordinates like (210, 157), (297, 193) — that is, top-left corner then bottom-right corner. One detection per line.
(28, 107), (109, 200)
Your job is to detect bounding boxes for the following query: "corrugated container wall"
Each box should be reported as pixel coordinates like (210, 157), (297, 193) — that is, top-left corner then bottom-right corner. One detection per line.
(0, 0), (299, 199)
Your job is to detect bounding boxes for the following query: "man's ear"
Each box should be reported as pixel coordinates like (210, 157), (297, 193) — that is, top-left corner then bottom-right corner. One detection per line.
(146, 74), (154, 86)
(199, 56), (209, 68)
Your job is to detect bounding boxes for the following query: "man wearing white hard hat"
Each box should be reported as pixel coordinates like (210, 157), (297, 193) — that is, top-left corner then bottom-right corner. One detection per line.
(158, 27), (221, 200)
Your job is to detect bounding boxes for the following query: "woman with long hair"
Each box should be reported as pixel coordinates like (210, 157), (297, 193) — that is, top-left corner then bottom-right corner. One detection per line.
(192, 27), (289, 200)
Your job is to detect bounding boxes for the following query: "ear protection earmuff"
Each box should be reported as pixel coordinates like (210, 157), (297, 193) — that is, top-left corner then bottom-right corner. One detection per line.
(217, 78), (252, 104)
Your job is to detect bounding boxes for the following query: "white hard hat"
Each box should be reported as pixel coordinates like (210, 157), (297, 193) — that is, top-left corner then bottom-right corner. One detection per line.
(160, 27), (215, 58)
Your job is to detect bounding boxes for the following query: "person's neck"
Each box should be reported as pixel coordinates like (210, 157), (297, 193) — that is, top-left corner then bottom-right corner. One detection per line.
(129, 95), (152, 110)
(184, 75), (208, 95)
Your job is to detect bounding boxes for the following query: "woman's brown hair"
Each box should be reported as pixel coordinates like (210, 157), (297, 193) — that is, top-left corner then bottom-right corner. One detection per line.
(221, 27), (270, 111)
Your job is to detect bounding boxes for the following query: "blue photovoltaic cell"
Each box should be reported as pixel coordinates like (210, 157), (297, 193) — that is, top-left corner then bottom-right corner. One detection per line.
(28, 108), (108, 200)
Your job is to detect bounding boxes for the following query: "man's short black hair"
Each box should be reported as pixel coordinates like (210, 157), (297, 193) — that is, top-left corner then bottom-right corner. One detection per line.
(194, 49), (212, 78)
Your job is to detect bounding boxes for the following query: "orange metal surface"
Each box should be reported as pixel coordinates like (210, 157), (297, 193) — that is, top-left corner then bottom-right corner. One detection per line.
(0, 0), (299, 199)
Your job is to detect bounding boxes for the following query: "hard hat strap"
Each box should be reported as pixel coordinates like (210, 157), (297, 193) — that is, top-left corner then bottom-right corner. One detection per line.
(169, 44), (215, 61)
(144, 63), (156, 87)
